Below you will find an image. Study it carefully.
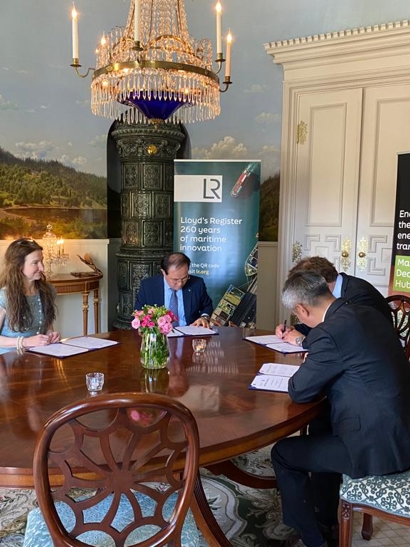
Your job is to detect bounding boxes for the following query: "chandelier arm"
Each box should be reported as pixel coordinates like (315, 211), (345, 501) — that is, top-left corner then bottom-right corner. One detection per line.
(71, 62), (95, 79)
(219, 77), (232, 93)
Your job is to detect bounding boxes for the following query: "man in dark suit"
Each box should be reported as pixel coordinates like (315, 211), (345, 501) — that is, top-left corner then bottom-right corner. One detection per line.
(135, 252), (213, 327)
(270, 271), (410, 547)
(275, 256), (392, 347)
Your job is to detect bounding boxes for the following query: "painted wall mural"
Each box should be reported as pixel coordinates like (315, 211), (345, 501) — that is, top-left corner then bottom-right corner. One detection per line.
(2, 0), (410, 240)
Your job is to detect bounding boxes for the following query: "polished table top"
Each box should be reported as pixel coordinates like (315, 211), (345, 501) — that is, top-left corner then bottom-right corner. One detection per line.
(0, 327), (323, 488)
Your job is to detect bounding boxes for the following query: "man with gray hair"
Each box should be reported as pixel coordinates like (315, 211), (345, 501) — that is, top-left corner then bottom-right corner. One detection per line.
(275, 256), (392, 347)
(270, 271), (410, 547)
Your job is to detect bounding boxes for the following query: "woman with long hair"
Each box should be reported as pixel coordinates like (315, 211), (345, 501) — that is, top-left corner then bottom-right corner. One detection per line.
(0, 238), (60, 349)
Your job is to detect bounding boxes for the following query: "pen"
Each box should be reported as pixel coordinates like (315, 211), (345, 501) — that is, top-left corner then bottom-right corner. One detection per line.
(282, 320), (287, 334)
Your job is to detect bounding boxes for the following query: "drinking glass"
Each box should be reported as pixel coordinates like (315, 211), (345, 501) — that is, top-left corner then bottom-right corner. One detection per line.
(192, 338), (207, 353)
(86, 372), (104, 393)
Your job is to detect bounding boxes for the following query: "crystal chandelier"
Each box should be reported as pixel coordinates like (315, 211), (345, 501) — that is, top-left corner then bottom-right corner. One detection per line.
(71, 0), (233, 124)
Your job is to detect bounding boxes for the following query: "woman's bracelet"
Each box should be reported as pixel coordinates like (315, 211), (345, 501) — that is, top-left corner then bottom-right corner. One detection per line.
(16, 336), (24, 352)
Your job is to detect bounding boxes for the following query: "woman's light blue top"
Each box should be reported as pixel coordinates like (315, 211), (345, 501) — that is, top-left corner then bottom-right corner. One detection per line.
(0, 287), (49, 338)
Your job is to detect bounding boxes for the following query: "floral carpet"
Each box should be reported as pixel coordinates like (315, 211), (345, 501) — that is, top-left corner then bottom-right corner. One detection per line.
(0, 446), (287, 547)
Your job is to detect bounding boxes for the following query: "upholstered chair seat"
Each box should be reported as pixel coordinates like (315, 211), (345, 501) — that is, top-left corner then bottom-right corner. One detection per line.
(24, 490), (199, 547)
(339, 471), (410, 546)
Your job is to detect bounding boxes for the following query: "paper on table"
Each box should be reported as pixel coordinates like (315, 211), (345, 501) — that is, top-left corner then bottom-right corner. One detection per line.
(62, 336), (119, 349)
(266, 343), (307, 354)
(250, 362), (300, 392)
(28, 344), (89, 358)
(29, 336), (119, 358)
(258, 362), (300, 376)
(245, 334), (307, 354)
(167, 329), (184, 338)
(250, 374), (290, 392)
(174, 326), (217, 336)
(245, 335), (283, 345)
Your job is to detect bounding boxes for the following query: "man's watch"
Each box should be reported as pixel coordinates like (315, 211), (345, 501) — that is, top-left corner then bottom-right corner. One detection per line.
(295, 335), (306, 347)
(201, 314), (210, 322)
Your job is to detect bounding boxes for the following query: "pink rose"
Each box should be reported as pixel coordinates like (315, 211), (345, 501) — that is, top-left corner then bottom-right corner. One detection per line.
(157, 316), (167, 327)
(159, 322), (173, 334)
(131, 317), (141, 329)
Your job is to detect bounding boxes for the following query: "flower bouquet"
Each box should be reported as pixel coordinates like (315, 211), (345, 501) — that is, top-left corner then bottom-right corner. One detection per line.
(132, 305), (177, 369)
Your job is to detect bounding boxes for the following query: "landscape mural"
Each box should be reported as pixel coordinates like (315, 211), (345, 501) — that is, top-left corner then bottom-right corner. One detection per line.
(2, 0), (409, 242)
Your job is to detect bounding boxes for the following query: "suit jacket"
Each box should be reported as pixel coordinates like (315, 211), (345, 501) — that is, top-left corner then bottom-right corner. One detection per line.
(134, 274), (213, 325)
(339, 272), (392, 323)
(289, 299), (410, 478)
(296, 272), (392, 336)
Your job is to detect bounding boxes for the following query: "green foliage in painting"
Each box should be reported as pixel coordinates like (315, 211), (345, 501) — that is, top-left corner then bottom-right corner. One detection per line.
(259, 173), (280, 242)
(0, 147), (107, 239)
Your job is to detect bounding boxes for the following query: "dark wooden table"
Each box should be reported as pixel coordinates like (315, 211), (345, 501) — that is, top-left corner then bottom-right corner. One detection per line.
(0, 327), (324, 546)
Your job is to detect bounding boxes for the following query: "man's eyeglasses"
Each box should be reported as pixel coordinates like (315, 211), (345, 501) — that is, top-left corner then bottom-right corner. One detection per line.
(167, 275), (191, 284)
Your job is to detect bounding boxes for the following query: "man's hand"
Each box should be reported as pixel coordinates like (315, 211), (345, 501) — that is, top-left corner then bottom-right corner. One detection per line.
(282, 329), (304, 346)
(191, 316), (210, 328)
(275, 324), (294, 339)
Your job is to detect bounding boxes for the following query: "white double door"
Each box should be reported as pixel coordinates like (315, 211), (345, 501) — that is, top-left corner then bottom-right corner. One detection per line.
(292, 83), (410, 295)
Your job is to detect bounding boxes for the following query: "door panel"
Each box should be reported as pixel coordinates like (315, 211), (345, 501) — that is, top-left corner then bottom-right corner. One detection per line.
(293, 89), (363, 271)
(357, 84), (410, 294)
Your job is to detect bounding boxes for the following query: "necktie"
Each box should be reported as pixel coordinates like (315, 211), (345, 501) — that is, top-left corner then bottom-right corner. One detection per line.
(169, 289), (179, 326)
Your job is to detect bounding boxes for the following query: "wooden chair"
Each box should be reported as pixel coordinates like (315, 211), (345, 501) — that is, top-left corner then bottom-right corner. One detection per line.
(339, 471), (410, 546)
(23, 392), (200, 547)
(386, 294), (410, 360)
(351, 295), (410, 543)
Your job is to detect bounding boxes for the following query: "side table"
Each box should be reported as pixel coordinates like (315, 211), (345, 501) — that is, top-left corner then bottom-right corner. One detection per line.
(47, 273), (103, 336)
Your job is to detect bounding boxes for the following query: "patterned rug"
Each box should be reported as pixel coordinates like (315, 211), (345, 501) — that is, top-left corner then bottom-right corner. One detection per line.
(0, 446), (287, 546)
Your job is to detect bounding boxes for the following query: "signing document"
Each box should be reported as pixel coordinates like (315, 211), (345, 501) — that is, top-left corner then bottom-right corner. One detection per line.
(28, 336), (119, 358)
(250, 362), (300, 392)
(245, 334), (307, 354)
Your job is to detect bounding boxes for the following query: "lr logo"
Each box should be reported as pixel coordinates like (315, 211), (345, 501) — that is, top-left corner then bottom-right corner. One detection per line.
(174, 175), (223, 203)
(203, 177), (222, 200)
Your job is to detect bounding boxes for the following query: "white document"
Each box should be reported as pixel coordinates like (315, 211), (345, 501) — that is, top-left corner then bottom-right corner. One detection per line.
(174, 326), (217, 336)
(245, 335), (283, 345)
(266, 343), (308, 354)
(167, 330), (184, 338)
(246, 334), (307, 354)
(62, 336), (119, 349)
(250, 374), (290, 393)
(250, 362), (300, 392)
(28, 336), (119, 358)
(28, 344), (89, 358)
(258, 362), (300, 376)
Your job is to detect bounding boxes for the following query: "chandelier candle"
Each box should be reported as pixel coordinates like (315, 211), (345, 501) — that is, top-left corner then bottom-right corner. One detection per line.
(71, 4), (79, 61)
(216, 3), (222, 56)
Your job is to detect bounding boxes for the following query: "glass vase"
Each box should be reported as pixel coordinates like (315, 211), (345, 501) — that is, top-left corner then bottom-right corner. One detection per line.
(140, 367), (169, 394)
(140, 331), (169, 369)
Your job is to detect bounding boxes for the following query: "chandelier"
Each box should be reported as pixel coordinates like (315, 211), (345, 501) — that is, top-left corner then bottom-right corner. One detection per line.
(70, 0), (233, 124)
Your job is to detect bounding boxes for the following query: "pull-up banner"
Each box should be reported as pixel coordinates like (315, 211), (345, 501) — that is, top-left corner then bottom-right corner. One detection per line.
(390, 152), (410, 294)
(174, 160), (260, 327)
